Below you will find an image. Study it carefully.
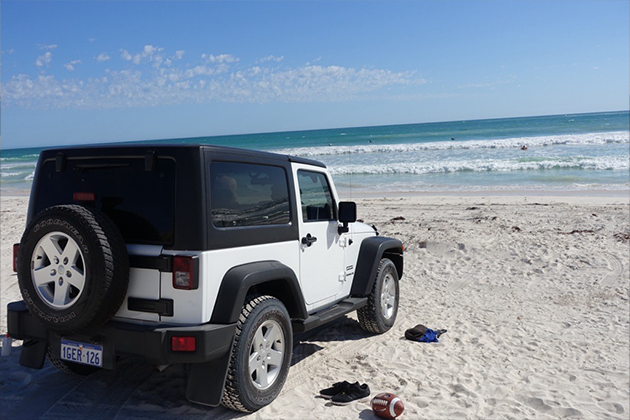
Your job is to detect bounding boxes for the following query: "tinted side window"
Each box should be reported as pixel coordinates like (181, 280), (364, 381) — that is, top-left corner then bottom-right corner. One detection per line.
(297, 170), (335, 222)
(210, 162), (290, 227)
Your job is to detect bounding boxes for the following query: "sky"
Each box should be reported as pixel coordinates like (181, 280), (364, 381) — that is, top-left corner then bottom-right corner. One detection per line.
(1, 0), (628, 149)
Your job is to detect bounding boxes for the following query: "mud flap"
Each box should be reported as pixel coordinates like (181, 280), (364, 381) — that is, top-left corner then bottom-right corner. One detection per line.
(185, 348), (232, 406)
(19, 339), (47, 369)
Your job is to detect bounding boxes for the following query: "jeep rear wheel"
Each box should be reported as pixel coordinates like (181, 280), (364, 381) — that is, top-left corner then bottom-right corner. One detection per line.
(17, 205), (129, 333)
(357, 258), (400, 334)
(221, 295), (292, 413)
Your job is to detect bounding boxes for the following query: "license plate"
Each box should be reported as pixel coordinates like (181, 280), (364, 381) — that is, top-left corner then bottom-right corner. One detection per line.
(60, 339), (103, 367)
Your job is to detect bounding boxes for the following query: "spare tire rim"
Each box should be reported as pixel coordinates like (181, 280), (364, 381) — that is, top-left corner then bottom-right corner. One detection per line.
(380, 273), (397, 320)
(31, 232), (87, 310)
(248, 319), (285, 390)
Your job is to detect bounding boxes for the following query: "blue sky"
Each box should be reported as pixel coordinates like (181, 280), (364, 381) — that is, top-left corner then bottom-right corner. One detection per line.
(1, 0), (628, 149)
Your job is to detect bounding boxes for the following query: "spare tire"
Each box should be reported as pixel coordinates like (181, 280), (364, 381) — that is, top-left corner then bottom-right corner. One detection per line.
(17, 205), (129, 333)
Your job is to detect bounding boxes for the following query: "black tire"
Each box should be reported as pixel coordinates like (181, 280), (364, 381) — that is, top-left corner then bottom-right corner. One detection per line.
(357, 258), (400, 334)
(17, 205), (129, 333)
(221, 295), (293, 413)
(46, 345), (99, 376)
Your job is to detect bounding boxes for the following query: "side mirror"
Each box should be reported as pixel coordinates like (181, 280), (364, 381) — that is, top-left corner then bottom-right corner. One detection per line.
(338, 201), (357, 234)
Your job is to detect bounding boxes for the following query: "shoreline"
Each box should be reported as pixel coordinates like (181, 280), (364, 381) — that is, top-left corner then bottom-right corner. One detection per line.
(0, 190), (31, 198)
(340, 188), (630, 200)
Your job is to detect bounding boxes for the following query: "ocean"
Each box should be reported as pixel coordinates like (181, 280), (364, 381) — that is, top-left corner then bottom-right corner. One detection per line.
(1, 111), (628, 196)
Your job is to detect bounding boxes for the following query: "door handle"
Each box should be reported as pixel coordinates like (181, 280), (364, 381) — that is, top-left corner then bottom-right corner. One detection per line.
(301, 233), (318, 247)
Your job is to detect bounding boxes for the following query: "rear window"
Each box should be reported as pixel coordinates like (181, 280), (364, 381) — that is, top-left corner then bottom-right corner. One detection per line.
(34, 157), (176, 245)
(210, 162), (291, 227)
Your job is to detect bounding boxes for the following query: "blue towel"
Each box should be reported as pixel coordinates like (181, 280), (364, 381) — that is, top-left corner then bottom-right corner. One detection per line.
(418, 329), (439, 343)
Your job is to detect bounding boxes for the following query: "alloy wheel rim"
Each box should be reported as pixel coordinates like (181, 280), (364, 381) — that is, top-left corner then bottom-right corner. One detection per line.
(380, 273), (397, 320)
(248, 319), (285, 390)
(31, 232), (86, 309)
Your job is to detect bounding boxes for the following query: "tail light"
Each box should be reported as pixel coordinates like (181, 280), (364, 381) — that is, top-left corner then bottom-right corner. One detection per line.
(171, 336), (196, 352)
(13, 244), (19, 272)
(172, 256), (198, 290)
(73, 192), (95, 202)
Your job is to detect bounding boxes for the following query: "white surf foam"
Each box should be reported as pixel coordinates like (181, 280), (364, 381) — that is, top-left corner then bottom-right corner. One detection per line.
(328, 155), (629, 175)
(276, 131), (629, 157)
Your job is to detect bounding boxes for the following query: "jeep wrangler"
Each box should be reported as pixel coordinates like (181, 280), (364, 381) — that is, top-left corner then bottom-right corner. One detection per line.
(7, 144), (403, 412)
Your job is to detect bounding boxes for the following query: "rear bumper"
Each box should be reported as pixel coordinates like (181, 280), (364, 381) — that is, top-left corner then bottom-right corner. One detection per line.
(7, 301), (236, 369)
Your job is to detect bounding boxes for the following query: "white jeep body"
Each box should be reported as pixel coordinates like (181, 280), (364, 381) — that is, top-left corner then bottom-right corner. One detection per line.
(115, 161), (377, 326)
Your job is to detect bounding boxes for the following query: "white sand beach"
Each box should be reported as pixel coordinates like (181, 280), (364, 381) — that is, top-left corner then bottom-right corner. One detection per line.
(1, 193), (629, 419)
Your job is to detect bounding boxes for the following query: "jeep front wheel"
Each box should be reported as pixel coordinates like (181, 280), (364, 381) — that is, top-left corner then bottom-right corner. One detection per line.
(221, 295), (292, 413)
(357, 258), (400, 334)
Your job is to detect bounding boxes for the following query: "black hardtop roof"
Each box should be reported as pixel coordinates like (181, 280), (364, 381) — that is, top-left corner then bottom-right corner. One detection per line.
(41, 143), (326, 168)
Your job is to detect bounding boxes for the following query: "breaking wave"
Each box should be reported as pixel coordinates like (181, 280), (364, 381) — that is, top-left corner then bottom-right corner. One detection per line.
(276, 131), (629, 157)
(328, 155), (629, 175)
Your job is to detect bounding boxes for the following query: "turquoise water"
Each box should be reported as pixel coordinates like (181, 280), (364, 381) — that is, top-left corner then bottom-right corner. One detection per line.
(1, 111), (628, 194)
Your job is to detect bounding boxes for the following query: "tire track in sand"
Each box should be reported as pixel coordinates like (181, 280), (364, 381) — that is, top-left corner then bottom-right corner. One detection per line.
(447, 271), (476, 292)
(600, 253), (623, 288)
(284, 332), (378, 391)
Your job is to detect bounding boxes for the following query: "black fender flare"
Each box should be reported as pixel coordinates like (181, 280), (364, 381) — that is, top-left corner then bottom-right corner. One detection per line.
(210, 260), (308, 324)
(350, 236), (404, 296)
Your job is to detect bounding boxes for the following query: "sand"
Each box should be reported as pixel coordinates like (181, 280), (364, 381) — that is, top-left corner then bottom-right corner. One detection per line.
(1, 193), (629, 419)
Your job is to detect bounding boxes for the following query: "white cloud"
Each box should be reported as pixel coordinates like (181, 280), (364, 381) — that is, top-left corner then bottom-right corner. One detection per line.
(143, 45), (160, 55)
(195, 53), (239, 75)
(134, 45), (164, 65)
(260, 55), (284, 63)
(118, 45), (167, 65)
(5, 49), (424, 109)
(64, 60), (82, 71)
(121, 49), (133, 61)
(202, 53), (239, 64)
(35, 52), (53, 67)
(96, 53), (111, 62)
(184, 65), (218, 78)
(88, 38), (96, 42)
(2, 74), (85, 106)
(38, 44), (58, 50)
